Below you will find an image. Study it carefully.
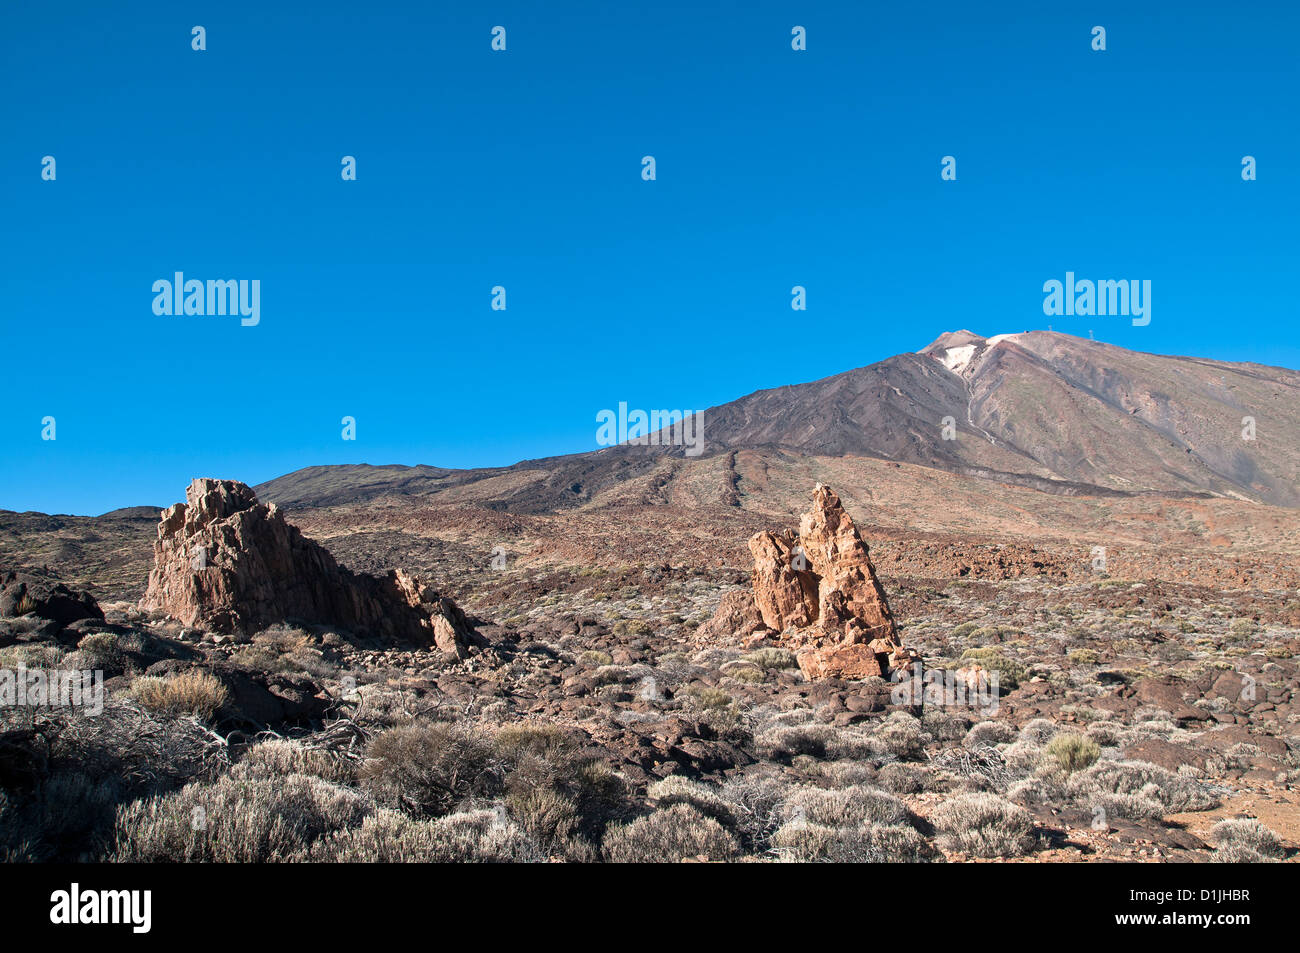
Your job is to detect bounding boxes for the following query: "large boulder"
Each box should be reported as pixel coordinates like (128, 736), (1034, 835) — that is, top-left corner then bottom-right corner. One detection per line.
(140, 478), (481, 655)
(0, 570), (104, 628)
(704, 484), (914, 681)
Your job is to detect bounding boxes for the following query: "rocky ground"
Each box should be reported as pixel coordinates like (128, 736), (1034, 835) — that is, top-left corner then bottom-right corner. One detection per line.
(0, 469), (1296, 863)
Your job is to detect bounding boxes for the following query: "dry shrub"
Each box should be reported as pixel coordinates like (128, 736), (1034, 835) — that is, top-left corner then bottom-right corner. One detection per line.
(931, 793), (1036, 858)
(361, 721), (502, 818)
(112, 772), (371, 862)
(876, 711), (928, 759)
(648, 776), (738, 828)
(771, 821), (932, 863)
(742, 648), (799, 670)
(783, 784), (908, 828)
(129, 671), (228, 720)
(603, 804), (739, 863)
(495, 722), (627, 849)
(1040, 733), (1101, 775)
(1210, 818), (1283, 863)
(236, 738), (355, 784)
(964, 720), (1016, 747)
(311, 807), (544, 863)
(1066, 760), (1218, 814)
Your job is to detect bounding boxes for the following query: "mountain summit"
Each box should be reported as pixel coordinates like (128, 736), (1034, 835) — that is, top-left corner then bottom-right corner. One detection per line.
(697, 329), (1299, 506)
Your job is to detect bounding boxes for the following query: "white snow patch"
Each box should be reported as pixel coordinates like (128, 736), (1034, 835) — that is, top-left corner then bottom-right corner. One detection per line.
(986, 332), (1027, 347)
(940, 344), (976, 372)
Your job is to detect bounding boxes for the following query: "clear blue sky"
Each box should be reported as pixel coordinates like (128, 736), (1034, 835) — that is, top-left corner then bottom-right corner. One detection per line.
(2, 1), (1296, 515)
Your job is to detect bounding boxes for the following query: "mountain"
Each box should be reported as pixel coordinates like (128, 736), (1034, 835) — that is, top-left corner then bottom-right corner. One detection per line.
(255, 331), (1300, 510)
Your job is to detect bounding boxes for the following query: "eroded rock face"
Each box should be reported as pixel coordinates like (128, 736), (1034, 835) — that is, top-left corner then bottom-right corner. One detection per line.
(140, 478), (480, 655)
(708, 484), (913, 680)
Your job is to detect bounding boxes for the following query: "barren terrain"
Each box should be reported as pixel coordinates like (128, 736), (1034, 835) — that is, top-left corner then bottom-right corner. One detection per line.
(2, 444), (1296, 863)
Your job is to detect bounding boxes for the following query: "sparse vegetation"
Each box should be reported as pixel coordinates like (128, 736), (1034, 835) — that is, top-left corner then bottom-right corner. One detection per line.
(129, 671), (229, 719)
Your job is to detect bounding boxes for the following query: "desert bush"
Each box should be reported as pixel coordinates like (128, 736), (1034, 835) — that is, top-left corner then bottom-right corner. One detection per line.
(603, 804), (740, 863)
(876, 711), (928, 759)
(771, 821), (932, 863)
(1002, 738), (1044, 776)
(1005, 775), (1065, 806)
(717, 774), (786, 851)
(922, 709), (970, 742)
(0, 644), (65, 669)
(1084, 721), (1127, 747)
(236, 738), (355, 783)
(1019, 718), (1060, 744)
(812, 759), (878, 789)
(1040, 733), (1101, 775)
(311, 807), (543, 862)
(0, 695), (223, 862)
(724, 665), (766, 684)
(1067, 648), (1100, 665)
(930, 744), (1015, 792)
(578, 650), (613, 667)
(648, 776), (738, 828)
(494, 722), (627, 846)
(1089, 791), (1164, 823)
(129, 671), (228, 720)
(756, 721), (880, 762)
(931, 793), (1035, 858)
(1066, 760), (1218, 814)
(782, 784), (908, 828)
(362, 721), (503, 818)
(684, 686), (733, 710)
(743, 648), (799, 670)
(0, 771), (125, 862)
(964, 720), (1016, 747)
(235, 626), (337, 679)
(875, 762), (932, 795)
(1209, 818), (1283, 863)
(113, 772), (371, 862)
(71, 633), (127, 673)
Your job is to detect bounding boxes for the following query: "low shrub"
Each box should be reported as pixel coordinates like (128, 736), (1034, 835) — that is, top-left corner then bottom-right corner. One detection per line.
(603, 804), (739, 863)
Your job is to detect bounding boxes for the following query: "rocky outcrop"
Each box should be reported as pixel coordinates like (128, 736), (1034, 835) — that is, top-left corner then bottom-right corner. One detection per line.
(694, 588), (767, 644)
(0, 570), (104, 628)
(140, 478), (481, 655)
(705, 484), (914, 681)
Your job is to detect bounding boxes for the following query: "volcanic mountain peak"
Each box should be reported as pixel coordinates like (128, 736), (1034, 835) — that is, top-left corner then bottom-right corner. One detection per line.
(254, 329), (1300, 511)
(919, 329), (1035, 376)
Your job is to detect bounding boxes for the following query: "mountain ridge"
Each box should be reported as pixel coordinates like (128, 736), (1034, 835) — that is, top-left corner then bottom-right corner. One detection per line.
(254, 330), (1300, 510)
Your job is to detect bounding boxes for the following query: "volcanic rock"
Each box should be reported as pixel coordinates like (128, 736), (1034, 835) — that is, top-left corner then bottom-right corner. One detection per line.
(695, 588), (768, 643)
(140, 478), (481, 654)
(714, 484), (913, 680)
(0, 570), (104, 628)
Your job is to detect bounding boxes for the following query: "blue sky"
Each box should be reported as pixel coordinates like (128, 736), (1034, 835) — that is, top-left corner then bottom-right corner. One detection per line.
(2, 1), (1296, 515)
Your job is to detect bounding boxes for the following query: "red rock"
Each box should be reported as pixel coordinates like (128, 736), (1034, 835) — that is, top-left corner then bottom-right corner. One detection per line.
(694, 588), (768, 642)
(141, 478), (480, 654)
(702, 483), (912, 680)
(746, 530), (818, 632)
(796, 643), (884, 681)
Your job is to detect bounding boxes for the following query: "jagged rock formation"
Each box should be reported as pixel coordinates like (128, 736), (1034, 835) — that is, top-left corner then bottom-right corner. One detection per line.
(140, 478), (481, 656)
(705, 484), (914, 680)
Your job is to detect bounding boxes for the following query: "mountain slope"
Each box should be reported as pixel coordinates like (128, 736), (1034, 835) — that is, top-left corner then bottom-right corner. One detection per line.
(255, 331), (1300, 509)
